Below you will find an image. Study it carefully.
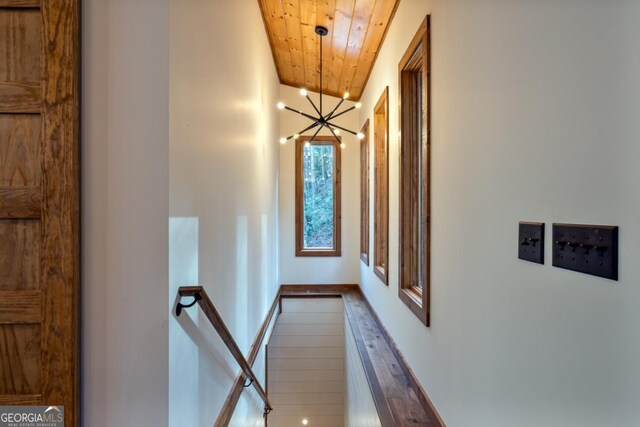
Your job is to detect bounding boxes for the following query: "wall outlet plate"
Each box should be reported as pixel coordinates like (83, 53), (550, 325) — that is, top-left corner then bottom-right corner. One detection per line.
(518, 222), (545, 264)
(552, 223), (618, 280)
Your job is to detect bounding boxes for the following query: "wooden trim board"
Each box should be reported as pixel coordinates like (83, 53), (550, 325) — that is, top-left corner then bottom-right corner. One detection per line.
(358, 290), (446, 426)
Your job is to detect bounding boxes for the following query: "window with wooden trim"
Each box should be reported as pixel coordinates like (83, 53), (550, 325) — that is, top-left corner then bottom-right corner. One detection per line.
(360, 120), (370, 265)
(398, 16), (431, 325)
(295, 135), (342, 257)
(373, 87), (389, 284)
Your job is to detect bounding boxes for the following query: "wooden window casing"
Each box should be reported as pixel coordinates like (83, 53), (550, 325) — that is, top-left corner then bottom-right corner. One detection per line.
(360, 120), (370, 265)
(373, 87), (390, 284)
(295, 135), (342, 257)
(398, 16), (431, 325)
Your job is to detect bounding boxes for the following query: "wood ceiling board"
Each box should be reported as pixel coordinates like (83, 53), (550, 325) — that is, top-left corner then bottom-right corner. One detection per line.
(300, 0), (318, 87)
(259, 0), (295, 83)
(258, 0), (399, 100)
(338, 0), (375, 95)
(349, 0), (399, 97)
(327, 0), (355, 96)
(282, 0), (306, 84)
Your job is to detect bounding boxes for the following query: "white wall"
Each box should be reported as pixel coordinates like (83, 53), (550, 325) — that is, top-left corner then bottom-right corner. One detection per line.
(83, 0), (280, 426)
(358, 0), (640, 426)
(278, 85), (360, 284)
(82, 0), (170, 425)
(168, 0), (280, 426)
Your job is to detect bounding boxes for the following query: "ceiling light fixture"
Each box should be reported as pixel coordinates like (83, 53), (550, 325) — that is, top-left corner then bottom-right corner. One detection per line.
(277, 25), (363, 146)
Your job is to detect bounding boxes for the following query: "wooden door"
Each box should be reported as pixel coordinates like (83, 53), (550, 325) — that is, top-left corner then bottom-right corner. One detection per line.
(0, 1), (79, 426)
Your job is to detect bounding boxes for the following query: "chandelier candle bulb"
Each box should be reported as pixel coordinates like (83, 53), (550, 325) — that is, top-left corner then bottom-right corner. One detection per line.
(280, 137), (287, 144)
(277, 102), (285, 110)
(343, 92), (350, 99)
(300, 88), (308, 96)
(357, 132), (365, 139)
(356, 102), (362, 109)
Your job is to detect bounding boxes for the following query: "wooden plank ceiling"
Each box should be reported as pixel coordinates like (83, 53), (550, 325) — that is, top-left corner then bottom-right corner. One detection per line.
(258, 0), (400, 100)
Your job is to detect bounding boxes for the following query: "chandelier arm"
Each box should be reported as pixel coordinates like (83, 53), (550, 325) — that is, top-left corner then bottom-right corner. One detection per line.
(327, 124), (341, 145)
(308, 125), (323, 144)
(292, 121), (321, 139)
(284, 106), (321, 123)
(326, 105), (356, 121)
(305, 95), (322, 117)
(324, 98), (346, 121)
(319, 29), (323, 115)
(326, 121), (357, 136)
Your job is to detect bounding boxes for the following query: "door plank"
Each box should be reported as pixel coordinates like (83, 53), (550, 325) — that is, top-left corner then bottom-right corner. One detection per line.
(0, 186), (41, 218)
(0, 82), (40, 113)
(0, 8), (41, 81)
(0, 114), (41, 186)
(0, 219), (40, 291)
(0, 0), (40, 8)
(0, 291), (41, 324)
(0, 394), (41, 404)
(0, 324), (41, 394)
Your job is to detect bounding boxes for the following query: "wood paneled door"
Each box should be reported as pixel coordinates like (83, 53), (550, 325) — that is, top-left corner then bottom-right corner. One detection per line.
(0, 1), (79, 426)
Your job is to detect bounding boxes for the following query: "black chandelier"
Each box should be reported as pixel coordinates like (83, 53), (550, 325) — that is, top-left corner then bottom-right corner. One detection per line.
(278, 25), (364, 147)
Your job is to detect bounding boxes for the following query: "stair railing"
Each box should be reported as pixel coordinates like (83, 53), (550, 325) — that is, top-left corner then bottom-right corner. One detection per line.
(176, 286), (273, 417)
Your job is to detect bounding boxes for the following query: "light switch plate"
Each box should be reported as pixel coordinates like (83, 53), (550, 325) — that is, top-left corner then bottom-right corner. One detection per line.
(519, 222), (545, 264)
(552, 223), (618, 280)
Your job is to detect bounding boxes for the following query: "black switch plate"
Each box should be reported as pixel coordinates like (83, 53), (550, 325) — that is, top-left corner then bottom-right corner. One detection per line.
(552, 223), (618, 280)
(519, 222), (545, 264)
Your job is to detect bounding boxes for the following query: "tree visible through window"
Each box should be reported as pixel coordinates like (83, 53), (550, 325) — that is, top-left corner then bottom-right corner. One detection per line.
(296, 136), (341, 256)
(303, 143), (334, 248)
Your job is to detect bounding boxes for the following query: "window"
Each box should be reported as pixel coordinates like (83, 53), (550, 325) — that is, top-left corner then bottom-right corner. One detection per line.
(360, 120), (370, 265)
(295, 136), (342, 256)
(373, 87), (389, 284)
(398, 16), (430, 325)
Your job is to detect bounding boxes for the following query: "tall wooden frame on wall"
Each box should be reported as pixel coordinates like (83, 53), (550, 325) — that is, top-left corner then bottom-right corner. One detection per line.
(373, 87), (390, 284)
(398, 16), (431, 325)
(295, 135), (342, 257)
(360, 120), (370, 265)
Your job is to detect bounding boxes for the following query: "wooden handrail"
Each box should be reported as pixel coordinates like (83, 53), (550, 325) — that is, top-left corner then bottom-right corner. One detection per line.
(176, 286), (273, 417)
